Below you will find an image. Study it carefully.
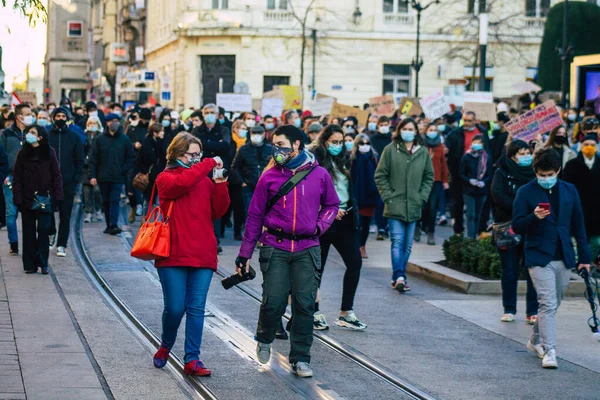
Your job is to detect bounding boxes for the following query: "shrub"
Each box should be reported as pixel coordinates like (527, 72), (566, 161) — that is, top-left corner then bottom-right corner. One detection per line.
(442, 236), (502, 280)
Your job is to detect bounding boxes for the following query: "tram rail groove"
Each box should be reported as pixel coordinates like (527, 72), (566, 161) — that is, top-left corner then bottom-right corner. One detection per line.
(72, 207), (219, 400)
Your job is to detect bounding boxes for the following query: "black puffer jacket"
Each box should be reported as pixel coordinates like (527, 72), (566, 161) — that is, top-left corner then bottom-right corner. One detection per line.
(90, 129), (136, 184)
(192, 123), (230, 160)
(370, 132), (392, 160)
(135, 136), (166, 188)
(490, 157), (535, 223)
(48, 125), (85, 184)
(0, 125), (25, 174)
(231, 142), (274, 189)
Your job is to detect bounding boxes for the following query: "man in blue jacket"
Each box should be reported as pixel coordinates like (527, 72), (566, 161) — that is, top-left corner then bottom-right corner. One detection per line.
(513, 147), (591, 369)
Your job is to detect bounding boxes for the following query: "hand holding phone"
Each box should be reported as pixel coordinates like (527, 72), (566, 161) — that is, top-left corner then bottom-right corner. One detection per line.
(538, 202), (550, 211)
(534, 203), (551, 220)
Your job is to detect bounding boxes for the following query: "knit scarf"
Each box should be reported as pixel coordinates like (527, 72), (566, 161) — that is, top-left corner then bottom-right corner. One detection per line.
(424, 134), (442, 148)
(504, 157), (535, 183)
(232, 132), (247, 150)
(468, 149), (489, 180)
(285, 150), (308, 170)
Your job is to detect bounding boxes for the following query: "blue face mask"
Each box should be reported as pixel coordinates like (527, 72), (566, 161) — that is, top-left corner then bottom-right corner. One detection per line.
(437, 124), (446, 132)
(38, 119), (48, 127)
(426, 132), (438, 139)
(328, 144), (343, 156)
(517, 154), (533, 167)
(89, 126), (99, 132)
(265, 123), (275, 131)
(176, 159), (191, 169)
(345, 141), (354, 151)
(293, 118), (302, 128)
(471, 143), (483, 151)
(238, 129), (248, 138)
(368, 122), (377, 131)
(161, 120), (171, 128)
(204, 114), (217, 125)
(401, 131), (415, 142)
(568, 114), (576, 122)
(25, 133), (38, 144)
(219, 118), (225, 124)
(537, 175), (557, 190)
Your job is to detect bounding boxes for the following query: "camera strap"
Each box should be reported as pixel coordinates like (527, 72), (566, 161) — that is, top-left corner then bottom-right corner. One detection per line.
(265, 166), (315, 215)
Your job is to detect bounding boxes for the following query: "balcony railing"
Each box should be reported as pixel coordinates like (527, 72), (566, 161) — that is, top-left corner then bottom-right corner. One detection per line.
(264, 10), (294, 23)
(524, 17), (545, 29)
(383, 14), (414, 25)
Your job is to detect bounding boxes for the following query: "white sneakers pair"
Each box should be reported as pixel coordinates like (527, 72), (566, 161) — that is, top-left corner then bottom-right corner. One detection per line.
(527, 340), (558, 369)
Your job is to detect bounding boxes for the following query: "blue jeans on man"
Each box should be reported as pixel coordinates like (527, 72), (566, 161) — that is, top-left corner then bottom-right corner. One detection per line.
(389, 218), (417, 282)
(463, 194), (486, 239)
(157, 267), (213, 363)
(3, 177), (18, 245)
(98, 183), (123, 227)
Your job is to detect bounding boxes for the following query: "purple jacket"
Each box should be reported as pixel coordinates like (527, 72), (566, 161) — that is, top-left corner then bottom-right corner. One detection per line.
(239, 155), (339, 258)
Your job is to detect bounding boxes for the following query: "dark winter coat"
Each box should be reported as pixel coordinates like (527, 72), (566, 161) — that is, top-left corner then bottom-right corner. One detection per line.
(82, 130), (102, 184)
(351, 152), (378, 210)
(48, 125), (85, 185)
(0, 125), (25, 174)
(459, 151), (493, 196)
(371, 132), (392, 160)
(89, 129), (136, 184)
(192, 123), (230, 161)
(12, 141), (64, 210)
(490, 157), (536, 223)
(0, 143), (9, 183)
(136, 136), (166, 189)
(563, 153), (600, 237)
(231, 142), (273, 189)
(127, 122), (149, 148)
(445, 125), (491, 178)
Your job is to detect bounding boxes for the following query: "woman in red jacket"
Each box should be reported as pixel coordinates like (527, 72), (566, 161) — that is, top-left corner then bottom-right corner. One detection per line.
(152, 132), (230, 376)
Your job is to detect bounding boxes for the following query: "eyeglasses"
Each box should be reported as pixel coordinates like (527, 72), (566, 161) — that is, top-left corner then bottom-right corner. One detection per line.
(329, 140), (344, 145)
(185, 152), (201, 158)
(359, 141), (370, 145)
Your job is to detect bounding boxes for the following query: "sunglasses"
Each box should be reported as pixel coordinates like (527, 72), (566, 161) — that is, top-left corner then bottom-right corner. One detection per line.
(359, 141), (370, 145)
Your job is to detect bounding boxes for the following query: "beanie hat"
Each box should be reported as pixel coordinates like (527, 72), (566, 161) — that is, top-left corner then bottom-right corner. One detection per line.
(85, 101), (97, 111)
(582, 134), (598, 144)
(139, 108), (152, 120)
(180, 109), (194, 122)
(497, 112), (510, 124)
(105, 113), (120, 122)
(52, 106), (72, 120)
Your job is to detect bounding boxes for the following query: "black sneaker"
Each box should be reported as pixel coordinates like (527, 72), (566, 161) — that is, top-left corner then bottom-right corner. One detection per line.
(376, 230), (385, 241)
(109, 226), (122, 235)
(9, 242), (18, 256)
(103, 226), (111, 234)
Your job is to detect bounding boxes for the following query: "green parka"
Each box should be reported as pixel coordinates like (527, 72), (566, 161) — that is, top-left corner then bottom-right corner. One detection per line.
(374, 141), (434, 222)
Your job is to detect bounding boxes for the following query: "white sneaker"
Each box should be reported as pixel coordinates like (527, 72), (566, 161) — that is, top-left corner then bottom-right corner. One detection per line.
(56, 246), (66, 257)
(527, 340), (544, 359)
(500, 313), (515, 322)
(313, 312), (329, 331)
(135, 204), (143, 216)
(335, 311), (367, 330)
(84, 213), (92, 223)
(542, 349), (558, 369)
(292, 361), (313, 378)
(394, 277), (411, 292)
(95, 211), (103, 222)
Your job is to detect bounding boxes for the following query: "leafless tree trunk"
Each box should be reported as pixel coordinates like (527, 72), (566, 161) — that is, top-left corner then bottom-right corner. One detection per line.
(288, 0), (317, 108)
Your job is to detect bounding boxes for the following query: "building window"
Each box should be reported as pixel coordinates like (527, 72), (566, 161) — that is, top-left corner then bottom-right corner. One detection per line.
(267, 0), (288, 10)
(264, 76), (290, 93)
(212, 0), (228, 9)
(525, 0), (550, 18)
(468, 0), (487, 15)
(383, 0), (408, 14)
(383, 64), (411, 96)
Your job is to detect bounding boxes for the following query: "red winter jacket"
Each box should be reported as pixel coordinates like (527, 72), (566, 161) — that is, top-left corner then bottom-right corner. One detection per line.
(154, 158), (230, 269)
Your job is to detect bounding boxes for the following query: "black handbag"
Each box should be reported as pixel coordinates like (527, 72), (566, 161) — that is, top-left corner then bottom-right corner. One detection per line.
(31, 191), (52, 214)
(492, 221), (521, 250)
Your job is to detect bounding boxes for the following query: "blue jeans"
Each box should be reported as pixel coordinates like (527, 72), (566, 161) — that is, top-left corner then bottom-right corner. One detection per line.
(463, 194), (486, 239)
(3, 177), (18, 244)
(98, 183), (123, 227)
(499, 245), (538, 316)
(157, 267), (213, 363)
(375, 198), (388, 233)
(389, 218), (417, 282)
(242, 186), (254, 213)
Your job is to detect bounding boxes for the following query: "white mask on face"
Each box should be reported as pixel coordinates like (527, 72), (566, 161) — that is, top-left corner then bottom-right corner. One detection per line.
(358, 145), (371, 153)
(245, 119), (256, 128)
(379, 126), (390, 134)
(250, 134), (264, 146)
(130, 119), (139, 127)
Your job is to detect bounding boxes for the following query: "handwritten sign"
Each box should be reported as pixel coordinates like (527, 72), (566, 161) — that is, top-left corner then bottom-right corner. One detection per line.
(369, 94), (396, 117)
(216, 93), (252, 112)
(504, 100), (563, 142)
(420, 90), (451, 120)
(328, 102), (369, 127)
(463, 91), (493, 103)
(463, 102), (497, 122)
(307, 96), (335, 116)
(261, 98), (284, 117)
(277, 85), (302, 109)
(15, 92), (38, 106)
(398, 97), (423, 117)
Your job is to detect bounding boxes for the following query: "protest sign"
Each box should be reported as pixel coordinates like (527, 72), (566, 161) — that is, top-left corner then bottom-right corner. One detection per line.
(328, 102), (369, 126)
(16, 92), (38, 106)
(504, 100), (563, 142)
(463, 102), (497, 122)
(307, 96), (335, 116)
(420, 90), (451, 120)
(216, 93), (252, 112)
(463, 91), (493, 103)
(369, 94), (396, 117)
(252, 98), (262, 113)
(398, 97), (423, 117)
(316, 93), (338, 102)
(262, 88), (283, 99)
(261, 97), (284, 117)
(277, 85), (302, 109)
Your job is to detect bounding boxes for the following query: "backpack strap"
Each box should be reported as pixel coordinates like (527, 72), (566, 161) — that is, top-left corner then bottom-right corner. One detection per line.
(265, 166), (315, 215)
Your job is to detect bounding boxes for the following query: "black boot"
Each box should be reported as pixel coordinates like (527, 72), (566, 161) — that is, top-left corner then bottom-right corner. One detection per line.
(9, 242), (18, 255)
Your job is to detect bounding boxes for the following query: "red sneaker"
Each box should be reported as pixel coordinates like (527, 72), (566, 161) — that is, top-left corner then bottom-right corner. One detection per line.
(153, 345), (170, 369)
(184, 360), (211, 377)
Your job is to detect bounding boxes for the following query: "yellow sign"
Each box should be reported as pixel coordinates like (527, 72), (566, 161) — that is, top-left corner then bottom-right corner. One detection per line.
(277, 85), (302, 109)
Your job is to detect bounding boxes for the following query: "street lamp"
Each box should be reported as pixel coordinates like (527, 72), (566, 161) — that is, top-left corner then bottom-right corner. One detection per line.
(404, 0), (440, 97)
(352, 1), (362, 25)
(479, 12), (488, 91)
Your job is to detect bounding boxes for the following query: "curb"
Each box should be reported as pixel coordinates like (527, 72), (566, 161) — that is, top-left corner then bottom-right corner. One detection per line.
(407, 260), (586, 296)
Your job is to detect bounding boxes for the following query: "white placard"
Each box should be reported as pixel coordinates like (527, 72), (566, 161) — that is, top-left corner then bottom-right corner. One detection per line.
(261, 98), (284, 117)
(216, 93), (253, 112)
(463, 91), (493, 103)
(307, 97), (335, 116)
(420, 90), (451, 120)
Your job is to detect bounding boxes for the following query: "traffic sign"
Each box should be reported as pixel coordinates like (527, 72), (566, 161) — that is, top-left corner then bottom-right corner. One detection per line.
(144, 71), (155, 81)
(161, 91), (171, 101)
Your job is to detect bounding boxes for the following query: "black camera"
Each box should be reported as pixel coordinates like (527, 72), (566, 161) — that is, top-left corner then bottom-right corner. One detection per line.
(221, 265), (256, 290)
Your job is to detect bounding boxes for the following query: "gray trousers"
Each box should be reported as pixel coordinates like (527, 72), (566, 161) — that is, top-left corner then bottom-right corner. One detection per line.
(528, 261), (571, 352)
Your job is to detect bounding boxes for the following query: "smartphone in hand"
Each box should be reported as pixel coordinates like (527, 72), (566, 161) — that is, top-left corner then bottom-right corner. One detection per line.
(538, 202), (550, 212)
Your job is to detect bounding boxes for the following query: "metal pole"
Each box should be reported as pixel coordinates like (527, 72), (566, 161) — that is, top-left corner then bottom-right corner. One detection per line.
(312, 29), (317, 92)
(560, 0), (569, 107)
(479, 12), (489, 91)
(415, 10), (421, 97)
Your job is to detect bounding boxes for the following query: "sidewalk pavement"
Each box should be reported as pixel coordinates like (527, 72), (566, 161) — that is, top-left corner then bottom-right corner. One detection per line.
(0, 239), (107, 400)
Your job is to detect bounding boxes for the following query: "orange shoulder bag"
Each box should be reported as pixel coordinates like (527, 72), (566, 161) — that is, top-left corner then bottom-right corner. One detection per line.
(130, 185), (174, 261)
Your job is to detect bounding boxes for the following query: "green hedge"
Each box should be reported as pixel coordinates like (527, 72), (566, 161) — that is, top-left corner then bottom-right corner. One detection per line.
(442, 236), (502, 279)
(537, 2), (600, 91)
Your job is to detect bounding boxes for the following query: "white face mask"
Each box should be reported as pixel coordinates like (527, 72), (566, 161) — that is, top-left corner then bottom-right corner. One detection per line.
(250, 134), (264, 146)
(358, 144), (371, 153)
(130, 119), (139, 127)
(88, 111), (98, 117)
(22, 115), (34, 126)
(245, 119), (256, 128)
(379, 126), (390, 134)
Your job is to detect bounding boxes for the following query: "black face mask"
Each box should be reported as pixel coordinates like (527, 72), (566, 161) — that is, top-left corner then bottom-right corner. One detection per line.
(554, 136), (567, 145)
(55, 119), (67, 129)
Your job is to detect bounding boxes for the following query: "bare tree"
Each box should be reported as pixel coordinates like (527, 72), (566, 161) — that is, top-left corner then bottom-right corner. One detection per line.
(1, 0), (47, 25)
(286, 0), (317, 107)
